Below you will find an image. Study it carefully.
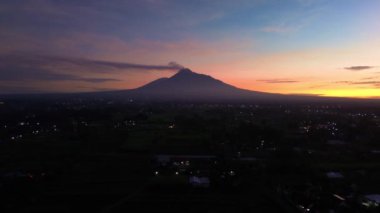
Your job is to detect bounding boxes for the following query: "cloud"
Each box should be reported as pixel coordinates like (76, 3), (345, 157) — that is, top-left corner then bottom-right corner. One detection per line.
(49, 57), (183, 71)
(260, 26), (293, 33)
(0, 84), (45, 94)
(75, 86), (116, 92)
(344, 66), (375, 71)
(307, 84), (330, 89)
(259, 2), (321, 35)
(361, 76), (379, 80)
(0, 66), (121, 83)
(336, 81), (380, 88)
(0, 54), (182, 83)
(74, 77), (121, 83)
(168, 61), (184, 69)
(0, 54), (183, 71)
(257, 79), (299, 83)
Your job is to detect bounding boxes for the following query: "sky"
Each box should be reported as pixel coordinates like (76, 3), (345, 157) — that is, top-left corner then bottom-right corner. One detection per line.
(0, 0), (379, 98)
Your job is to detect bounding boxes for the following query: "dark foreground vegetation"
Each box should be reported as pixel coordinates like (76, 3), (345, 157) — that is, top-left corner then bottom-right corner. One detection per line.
(1, 98), (380, 212)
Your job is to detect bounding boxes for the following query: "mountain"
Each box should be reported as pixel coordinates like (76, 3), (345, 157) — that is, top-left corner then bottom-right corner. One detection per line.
(106, 68), (313, 102)
(3, 68), (378, 104)
(133, 68), (261, 99)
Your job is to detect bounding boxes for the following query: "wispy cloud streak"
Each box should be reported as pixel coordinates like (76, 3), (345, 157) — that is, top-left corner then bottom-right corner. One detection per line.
(336, 81), (380, 88)
(257, 79), (299, 83)
(0, 54), (182, 83)
(0, 54), (183, 72)
(344, 66), (375, 71)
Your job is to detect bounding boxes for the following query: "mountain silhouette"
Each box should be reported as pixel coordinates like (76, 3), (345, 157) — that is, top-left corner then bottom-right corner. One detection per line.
(4, 68), (376, 103)
(107, 68), (307, 102)
(135, 68), (259, 98)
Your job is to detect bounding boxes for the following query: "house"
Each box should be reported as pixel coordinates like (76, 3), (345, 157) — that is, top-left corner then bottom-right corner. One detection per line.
(362, 194), (380, 208)
(189, 176), (210, 188)
(326, 172), (344, 179)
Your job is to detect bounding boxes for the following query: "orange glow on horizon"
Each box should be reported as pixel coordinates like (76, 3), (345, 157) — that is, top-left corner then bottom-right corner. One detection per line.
(307, 89), (380, 99)
(241, 85), (380, 99)
(220, 77), (380, 99)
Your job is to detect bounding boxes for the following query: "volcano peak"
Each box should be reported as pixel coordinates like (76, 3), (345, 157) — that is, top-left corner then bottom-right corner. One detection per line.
(172, 68), (197, 77)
